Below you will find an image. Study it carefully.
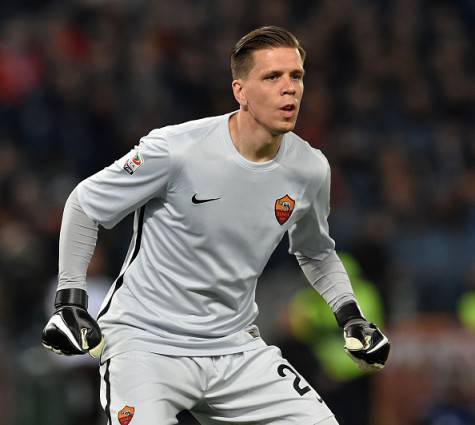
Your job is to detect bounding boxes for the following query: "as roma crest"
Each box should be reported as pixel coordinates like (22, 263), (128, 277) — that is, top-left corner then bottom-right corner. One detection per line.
(118, 405), (135, 425)
(275, 194), (295, 225)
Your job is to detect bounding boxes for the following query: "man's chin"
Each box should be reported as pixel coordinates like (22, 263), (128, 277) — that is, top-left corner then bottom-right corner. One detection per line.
(273, 120), (296, 135)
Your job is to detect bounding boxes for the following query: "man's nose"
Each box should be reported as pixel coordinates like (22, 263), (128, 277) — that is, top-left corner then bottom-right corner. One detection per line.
(281, 78), (297, 95)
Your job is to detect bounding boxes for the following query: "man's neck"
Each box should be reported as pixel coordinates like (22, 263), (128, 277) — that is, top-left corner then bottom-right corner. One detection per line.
(229, 111), (283, 163)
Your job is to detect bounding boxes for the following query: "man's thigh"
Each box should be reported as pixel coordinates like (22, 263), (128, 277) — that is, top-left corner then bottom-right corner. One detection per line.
(193, 346), (338, 425)
(99, 351), (203, 425)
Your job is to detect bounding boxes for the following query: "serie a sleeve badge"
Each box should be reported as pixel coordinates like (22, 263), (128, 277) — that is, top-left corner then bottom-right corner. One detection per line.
(123, 150), (144, 175)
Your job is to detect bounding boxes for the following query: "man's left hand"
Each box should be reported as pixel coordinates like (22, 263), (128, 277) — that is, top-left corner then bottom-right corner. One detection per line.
(343, 319), (390, 371)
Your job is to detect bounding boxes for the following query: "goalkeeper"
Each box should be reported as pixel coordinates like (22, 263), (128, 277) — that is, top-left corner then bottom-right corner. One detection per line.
(42, 25), (389, 425)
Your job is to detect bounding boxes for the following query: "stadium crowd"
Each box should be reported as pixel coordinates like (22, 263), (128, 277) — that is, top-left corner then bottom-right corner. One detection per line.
(0, 0), (474, 424)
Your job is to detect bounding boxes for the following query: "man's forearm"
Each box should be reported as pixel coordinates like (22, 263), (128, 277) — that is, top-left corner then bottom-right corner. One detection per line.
(297, 250), (356, 312)
(58, 187), (98, 291)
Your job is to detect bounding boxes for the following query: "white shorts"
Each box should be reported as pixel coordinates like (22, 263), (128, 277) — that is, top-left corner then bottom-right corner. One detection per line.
(99, 345), (338, 425)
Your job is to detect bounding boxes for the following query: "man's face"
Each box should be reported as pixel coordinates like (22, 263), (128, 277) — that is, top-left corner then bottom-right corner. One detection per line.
(235, 47), (304, 135)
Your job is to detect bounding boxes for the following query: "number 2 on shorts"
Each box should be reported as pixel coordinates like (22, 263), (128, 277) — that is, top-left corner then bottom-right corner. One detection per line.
(277, 364), (316, 398)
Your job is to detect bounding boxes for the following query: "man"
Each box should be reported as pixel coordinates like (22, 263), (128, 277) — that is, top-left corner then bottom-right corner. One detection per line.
(42, 26), (389, 425)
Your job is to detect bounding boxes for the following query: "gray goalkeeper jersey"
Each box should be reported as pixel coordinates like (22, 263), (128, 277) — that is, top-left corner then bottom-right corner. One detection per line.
(77, 112), (335, 361)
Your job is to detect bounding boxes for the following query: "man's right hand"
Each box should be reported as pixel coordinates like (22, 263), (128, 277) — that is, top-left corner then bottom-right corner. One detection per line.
(42, 288), (104, 358)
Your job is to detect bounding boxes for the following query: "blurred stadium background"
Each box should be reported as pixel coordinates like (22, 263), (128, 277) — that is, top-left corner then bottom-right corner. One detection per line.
(1, 0), (474, 424)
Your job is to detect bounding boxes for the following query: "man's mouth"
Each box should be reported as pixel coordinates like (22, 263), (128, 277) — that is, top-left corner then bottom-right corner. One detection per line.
(280, 104), (296, 111)
(280, 104), (297, 118)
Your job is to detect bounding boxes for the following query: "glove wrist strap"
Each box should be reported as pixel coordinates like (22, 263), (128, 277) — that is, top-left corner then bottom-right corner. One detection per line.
(55, 288), (88, 309)
(335, 301), (365, 328)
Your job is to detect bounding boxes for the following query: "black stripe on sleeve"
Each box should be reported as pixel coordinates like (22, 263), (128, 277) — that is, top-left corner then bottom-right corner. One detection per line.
(97, 206), (145, 320)
(104, 359), (112, 425)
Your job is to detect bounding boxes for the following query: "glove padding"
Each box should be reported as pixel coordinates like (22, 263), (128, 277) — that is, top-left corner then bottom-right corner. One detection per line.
(343, 319), (390, 371)
(41, 289), (104, 358)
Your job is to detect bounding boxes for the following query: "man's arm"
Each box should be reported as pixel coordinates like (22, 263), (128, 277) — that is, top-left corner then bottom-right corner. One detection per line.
(290, 152), (389, 370)
(297, 251), (390, 370)
(42, 188), (104, 357)
(297, 250), (355, 312)
(58, 188), (98, 291)
(42, 130), (172, 357)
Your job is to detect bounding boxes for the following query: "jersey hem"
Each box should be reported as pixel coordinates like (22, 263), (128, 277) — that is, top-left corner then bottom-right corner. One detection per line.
(100, 337), (267, 364)
(312, 414), (337, 425)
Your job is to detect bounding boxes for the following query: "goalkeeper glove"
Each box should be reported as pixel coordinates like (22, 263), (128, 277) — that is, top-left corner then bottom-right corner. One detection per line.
(42, 288), (105, 358)
(335, 302), (390, 371)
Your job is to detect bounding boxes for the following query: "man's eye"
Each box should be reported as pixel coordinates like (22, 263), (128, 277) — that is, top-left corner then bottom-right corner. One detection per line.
(265, 75), (279, 80)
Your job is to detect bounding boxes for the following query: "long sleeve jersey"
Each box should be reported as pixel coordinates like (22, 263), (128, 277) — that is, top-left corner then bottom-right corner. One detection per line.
(70, 112), (347, 361)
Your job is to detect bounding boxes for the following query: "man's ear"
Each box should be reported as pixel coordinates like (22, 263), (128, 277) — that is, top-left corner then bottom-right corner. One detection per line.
(232, 79), (247, 108)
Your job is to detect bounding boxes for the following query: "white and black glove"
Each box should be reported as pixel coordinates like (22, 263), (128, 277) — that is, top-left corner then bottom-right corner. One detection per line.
(335, 302), (390, 371)
(42, 288), (104, 358)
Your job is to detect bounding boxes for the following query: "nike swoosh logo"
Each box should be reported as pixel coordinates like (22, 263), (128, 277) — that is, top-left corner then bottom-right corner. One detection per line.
(192, 194), (221, 204)
(48, 314), (83, 351)
(366, 335), (389, 354)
